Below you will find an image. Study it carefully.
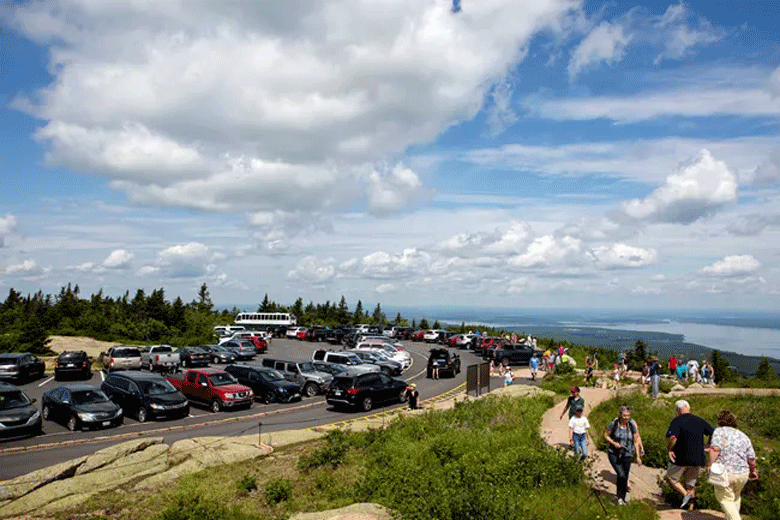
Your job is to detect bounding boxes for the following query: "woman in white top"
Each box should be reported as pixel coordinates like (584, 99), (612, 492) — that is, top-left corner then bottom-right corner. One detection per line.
(708, 410), (758, 520)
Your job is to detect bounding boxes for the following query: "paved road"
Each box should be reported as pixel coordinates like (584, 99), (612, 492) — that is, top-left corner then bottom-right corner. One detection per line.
(0, 339), (487, 479)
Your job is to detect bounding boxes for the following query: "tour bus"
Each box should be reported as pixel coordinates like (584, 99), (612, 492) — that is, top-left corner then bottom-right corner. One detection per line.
(233, 312), (297, 328)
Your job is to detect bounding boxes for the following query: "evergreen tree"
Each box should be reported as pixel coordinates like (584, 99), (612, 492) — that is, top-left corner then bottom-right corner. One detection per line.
(371, 303), (385, 324)
(711, 349), (731, 384)
(196, 283), (213, 312)
(353, 300), (365, 323)
(291, 298), (304, 321)
(411, 318), (417, 328)
(259, 294), (273, 312)
(170, 297), (186, 331)
(419, 318), (430, 329)
(18, 315), (52, 355)
(336, 296), (350, 324)
(433, 320), (441, 329)
(752, 357), (773, 380)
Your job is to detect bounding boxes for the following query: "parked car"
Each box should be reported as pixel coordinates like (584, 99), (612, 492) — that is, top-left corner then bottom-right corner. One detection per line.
(200, 345), (237, 364)
(326, 372), (408, 411)
(286, 327), (306, 339)
(312, 350), (381, 374)
(0, 353), (46, 383)
(221, 340), (256, 360)
(99, 346), (143, 372)
(177, 346), (210, 368)
(426, 348), (461, 378)
(411, 330), (425, 342)
(260, 357), (333, 397)
(249, 335), (268, 354)
(491, 343), (540, 367)
(311, 361), (350, 377)
(167, 368), (252, 413)
(224, 365), (302, 404)
(102, 371), (190, 422)
(306, 326), (330, 342)
(41, 384), (123, 431)
(141, 344), (181, 373)
(423, 330), (447, 343)
(353, 342), (411, 369)
(0, 381), (41, 438)
(452, 334), (477, 349)
(295, 329), (308, 340)
(54, 351), (92, 380)
(349, 350), (403, 376)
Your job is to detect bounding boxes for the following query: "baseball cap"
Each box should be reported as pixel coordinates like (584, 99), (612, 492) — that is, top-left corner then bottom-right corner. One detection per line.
(570, 386), (580, 393)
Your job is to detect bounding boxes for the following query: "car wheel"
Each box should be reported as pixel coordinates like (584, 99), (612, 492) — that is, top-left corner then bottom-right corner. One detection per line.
(303, 382), (318, 398)
(67, 415), (79, 431)
(42, 405), (51, 420)
(210, 399), (222, 413)
(360, 396), (373, 411)
(137, 407), (148, 423)
(262, 391), (275, 404)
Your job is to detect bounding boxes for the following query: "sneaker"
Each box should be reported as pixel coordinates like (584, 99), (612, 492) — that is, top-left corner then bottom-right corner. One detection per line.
(680, 494), (693, 509)
(617, 498), (625, 505)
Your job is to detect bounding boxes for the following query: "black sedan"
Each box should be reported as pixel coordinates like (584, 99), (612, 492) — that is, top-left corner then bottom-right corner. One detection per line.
(200, 345), (237, 364)
(42, 384), (123, 431)
(491, 344), (540, 366)
(177, 346), (210, 368)
(224, 365), (302, 404)
(326, 372), (408, 412)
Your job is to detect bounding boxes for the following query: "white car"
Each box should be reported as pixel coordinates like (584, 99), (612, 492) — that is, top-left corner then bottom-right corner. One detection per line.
(423, 329), (447, 343)
(286, 327), (306, 338)
(358, 335), (402, 347)
(354, 342), (411, 369)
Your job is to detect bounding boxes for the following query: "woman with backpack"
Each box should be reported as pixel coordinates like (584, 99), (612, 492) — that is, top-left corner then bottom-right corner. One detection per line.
(604, 405), (645, 505)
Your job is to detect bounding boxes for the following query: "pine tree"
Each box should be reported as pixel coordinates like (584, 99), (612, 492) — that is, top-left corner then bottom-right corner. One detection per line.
(752, 357), (773, 380)
(711, 349), (731, 384)
(371, 303), (385, 324)
(353, 300), (364, 323)
(196, 283), (213, 312)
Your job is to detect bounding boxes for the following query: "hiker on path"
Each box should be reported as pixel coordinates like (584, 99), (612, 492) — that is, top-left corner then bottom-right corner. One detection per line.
(568, 406), (591, 460)
(649, 356), (662, 398)
(560, 386), (585, 421)
(669, 355), (678, 376)
(666, 399), (715, 510)
(708, 410), (758, 520)
(529, 354), (539, 381)
(604, 405), (644, 505)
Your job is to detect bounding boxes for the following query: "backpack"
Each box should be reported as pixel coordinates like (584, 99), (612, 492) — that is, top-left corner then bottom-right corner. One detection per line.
(609, 418), (637, 438)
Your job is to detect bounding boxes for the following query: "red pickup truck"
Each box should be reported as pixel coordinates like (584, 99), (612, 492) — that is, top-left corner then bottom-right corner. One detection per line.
(168, 368), (254, 413)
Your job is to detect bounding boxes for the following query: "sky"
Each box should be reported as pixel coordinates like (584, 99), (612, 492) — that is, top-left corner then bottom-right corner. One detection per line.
(1, 0), (780, 313)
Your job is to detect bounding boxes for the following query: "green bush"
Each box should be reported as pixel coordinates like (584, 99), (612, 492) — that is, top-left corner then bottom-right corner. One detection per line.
(555, 361), (575, 376)
(236, 475), (257, 495)
(158, 494), (257, 520)
(264, 478), (292, 505)
(298, 429), (358, 470)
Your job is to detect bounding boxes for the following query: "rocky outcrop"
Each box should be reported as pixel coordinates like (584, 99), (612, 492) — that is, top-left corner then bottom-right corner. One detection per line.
(290, 502), (395, 520)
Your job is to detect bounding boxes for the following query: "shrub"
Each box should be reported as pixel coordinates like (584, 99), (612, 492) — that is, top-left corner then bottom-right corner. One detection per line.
(158, 494), (256, 520)
(264, 478), (292, 505)
(297, 429), (357, 470)
(555, 361), (575, 376)
(236, 475), (257, 495)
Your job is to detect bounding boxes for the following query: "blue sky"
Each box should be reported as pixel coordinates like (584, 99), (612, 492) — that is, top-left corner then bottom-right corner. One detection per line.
(1, 1), (779, 312)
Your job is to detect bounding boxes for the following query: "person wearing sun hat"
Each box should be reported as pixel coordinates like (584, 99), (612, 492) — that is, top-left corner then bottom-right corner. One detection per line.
(406, 383), (420, 410)
(560, 386), (585, 421)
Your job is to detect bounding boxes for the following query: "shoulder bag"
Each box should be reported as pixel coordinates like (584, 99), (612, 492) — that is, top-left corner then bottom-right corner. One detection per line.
(708, 462), (729, 488)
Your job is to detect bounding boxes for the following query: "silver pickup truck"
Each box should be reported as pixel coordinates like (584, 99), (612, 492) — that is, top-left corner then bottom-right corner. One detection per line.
(141, 344), (181, 373)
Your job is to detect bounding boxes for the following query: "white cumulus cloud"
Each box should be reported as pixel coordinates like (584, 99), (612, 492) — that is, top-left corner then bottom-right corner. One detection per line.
(102, 249), (134, 269)
(590, 243), (657, 269)
(287, 256), (337, 284)
(621, 149), (737, 224)
(701, 255), (761, 277)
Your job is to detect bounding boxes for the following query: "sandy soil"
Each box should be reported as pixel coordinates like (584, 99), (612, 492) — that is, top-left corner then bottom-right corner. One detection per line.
(45, 335), (120, 361)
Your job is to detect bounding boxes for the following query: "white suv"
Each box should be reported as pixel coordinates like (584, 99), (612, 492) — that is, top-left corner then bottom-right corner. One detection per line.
(354, 342), (411, 369)
(311, 350), (380, 374)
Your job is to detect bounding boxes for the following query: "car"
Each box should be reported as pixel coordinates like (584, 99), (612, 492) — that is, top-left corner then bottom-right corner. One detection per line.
(249, 335), (268, 353)
(295, 329), (308, 340)
(326, 372), (409, 411)
(177, 346), (210, 368)
(260, 358), (333, 397)
(423, 330), (447, 343)
(312, 350), (381, 374)
(426, 348), (461, 378)
(478, 337), (508, 358)
(54, 351), (92, 380)
(452, 334), (477, 349)
(311, 361), (350, 377)
(200, 345), (237, 364)
(306, 326), (330, 342)
(99, 346), (143, 372)
(101, 371), (190, 423)
(221, 340), (256, 360)
(41, 384), (123, 431)
(353, 342), (412, 369)
(285, 327), (306, 339)
(350, 350), (403, 376)
(491, 343), (540, 367)
(167, 368), (252, 412)
(0, 353), (46, 383)
(0, 381), (42, 438)
(411, 330), (425, 342)
(224, 365), (302, 404)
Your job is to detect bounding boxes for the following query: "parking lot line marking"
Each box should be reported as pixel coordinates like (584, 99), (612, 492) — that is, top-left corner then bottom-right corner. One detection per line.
(38, 376), (54, 387)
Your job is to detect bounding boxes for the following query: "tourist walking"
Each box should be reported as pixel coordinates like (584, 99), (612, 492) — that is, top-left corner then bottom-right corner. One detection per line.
(666, 399), (715, 510)
(669, 355), (678, 377)
(406, 383), (420, 410)
(503, 367), (514, 386)
(640, 361), (650, 392)
(568, 406), (591, 460)
(708, 410), (758, 520)
(584, 360), (594, 387)
(649, 356), (662, 399)
(560, 386), (585, 421)
(604, 405), (644, 505)
(529, 354), (539, 381)
(612, 364), (621, 389)
(702, 361), (714, 384)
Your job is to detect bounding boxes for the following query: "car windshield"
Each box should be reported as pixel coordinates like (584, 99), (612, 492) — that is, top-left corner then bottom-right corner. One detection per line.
(209, 372), (237, 386)
(143, 381), (178, 395)
(0, 357), (20, 366)
(113, 348), (141, 357)
(0, 390), (31, 409)
(59, 352), (85, 361)
(261, 369), (285, 382)
(188, 347), (205, 354)
(298, 362), (315, 372)
(71, 389), (109, 405)
(330, 377), (355, 390)
(153, 346), (173, 353)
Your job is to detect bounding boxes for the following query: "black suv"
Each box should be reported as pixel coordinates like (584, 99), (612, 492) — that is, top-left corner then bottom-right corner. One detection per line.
(326, 372), (408, 412)
(101, 371), (189, 423)
(491, 343), (539, 367)
(426, 348), (461, 378)
(0, 381), (41, 438)
(0, 353), (46, 383)
(306, 326), (330, 342)
(54, 351), (92, 380)
(224, 365), (302, 404)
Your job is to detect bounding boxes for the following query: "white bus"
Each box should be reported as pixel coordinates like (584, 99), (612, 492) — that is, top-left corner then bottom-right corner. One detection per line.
(233, 312), (297, 328)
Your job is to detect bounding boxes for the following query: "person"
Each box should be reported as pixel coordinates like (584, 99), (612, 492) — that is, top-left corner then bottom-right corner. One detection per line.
(649, 356), (662, 399)
(702, 361), (715, 384)
(666, 399), (715, 510)
(543, 348), (551, 372)
(503, 367), (514, 386)
(431, 360), (440, 380)
(406, 383), (420, 410)
(676, 362), (688, 381)
(687, 359), (699, 382)
(568, 406), (591, 460)
(604, 405), (644, 505)
(592, 351), (599, 371)
(612, 364), (621, 389)
(560, 386), (585, 421)
(489, 359), (496, 376)
(708, 410), (758, 520)
(584, 361), (594, 387)
(529, 354), (539, 381)
(669, 355), (678, 377)
(640, 361), (650, 392)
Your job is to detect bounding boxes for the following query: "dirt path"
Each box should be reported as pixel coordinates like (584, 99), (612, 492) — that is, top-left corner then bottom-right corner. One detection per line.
(530, 372), (725, 520)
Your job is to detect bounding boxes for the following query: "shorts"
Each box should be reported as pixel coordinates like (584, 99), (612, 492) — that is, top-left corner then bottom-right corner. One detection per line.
(666, 463), (701, 488)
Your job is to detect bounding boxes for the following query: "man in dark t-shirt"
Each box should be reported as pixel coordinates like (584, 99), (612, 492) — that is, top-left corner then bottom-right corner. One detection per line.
(665, 399), (714, 510)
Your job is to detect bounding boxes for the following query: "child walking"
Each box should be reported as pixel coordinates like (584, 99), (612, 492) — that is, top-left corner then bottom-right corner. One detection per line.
(568, 406), (592, 460)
